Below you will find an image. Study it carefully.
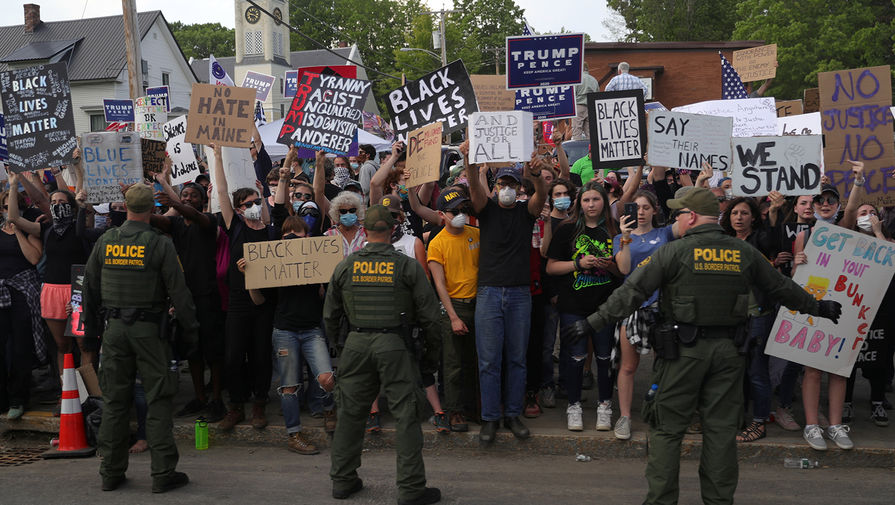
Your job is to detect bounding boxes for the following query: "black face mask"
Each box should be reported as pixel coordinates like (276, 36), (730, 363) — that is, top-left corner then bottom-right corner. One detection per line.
(51, 202), (74, 236)
(109, 210), (127, 227)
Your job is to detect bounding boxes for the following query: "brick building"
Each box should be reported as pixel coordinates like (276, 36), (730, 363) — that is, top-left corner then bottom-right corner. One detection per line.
(584, 41), (766, 109)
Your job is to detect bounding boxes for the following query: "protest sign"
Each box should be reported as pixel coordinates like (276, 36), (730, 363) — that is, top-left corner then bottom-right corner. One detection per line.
(146, 86), (170, 112)
(0, 163), (7, 181)
(185, 83), (255, 148)
(776, 112), (822, 136)
(471, 74), (516, 112)
(242, 71), (276, 101)
(506, 34), (584, 89)
(730, 135), (823, 197)
(134, 95), (167, 141)
(0, 114), (7, 161)
(0, 62), (77, 172)
(469, 111), (534, 164)
(732, 44), (777, 82)
(103, 99), (135, 122)
(646, 110), (732, 172)
(285, 65), (358, 98)
(587, 90), (647, 169)
(780, 222), (811, 257)
(804, 88), (820, 113)
(515, 85), (575, 121)
(673, 98), (776, 137)
(65, 265), (86, 338)
(362, 111), (395, 142)
(82, 131), (143, 203)
(644, 102), (667, 112)
(385, 60), (478, 141)
(284, 70), (298, 97)
(765, 222), (895, 377)
(277, 72), (372, 155)
(163, 116), (199, 184)
(776, 99), (803, 117)
(243, 236), (343, 289)
(819, 65), (895, 207)
(204, 145), (256, 213)
(405, 122), (443, 187)
(141, 138), (166, 174)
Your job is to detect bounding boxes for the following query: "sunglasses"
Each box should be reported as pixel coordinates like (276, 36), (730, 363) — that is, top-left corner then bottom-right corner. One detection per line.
(293, 192), (313, 200)
(239, 198), (262, 209)
(813, 195), (839, 205)
(338, 207), (357, 215)
(670, 210), (692, 220)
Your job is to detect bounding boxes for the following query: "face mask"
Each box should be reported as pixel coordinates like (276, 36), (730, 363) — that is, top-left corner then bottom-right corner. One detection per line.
(455, 177), (468, 186)
(857, 215), (874, 232)
(283, 233), (300, 240)
(450, 213), (467, 228)
(51, 202), (74, 236)
(813, 204), (840, 224)
(340, 212), (358, 227)
(243, 203), (262, 221)
(350, 162), (359, 170)
(397, 184), (409, 200)
(498, 187), (517, 206)
(292, 200), (302, 213)
(109, 210), (127, 227)
(553, 196), (571, 211)
(724, 189), (733, 200)
(269, 187), (277, 198)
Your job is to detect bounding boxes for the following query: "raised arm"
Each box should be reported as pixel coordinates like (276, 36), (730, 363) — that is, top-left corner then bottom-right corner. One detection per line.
(407, 180), (440, 226)
(5, 173), (40, 237)
(311, 149), (331, 216)
(18, 171), (50, 218)
(617, 165), (643, 206)
(212, 144), (236, 229)
(526, 153), (548, 217)
(839, 159), (864, 231)
(464, 140), (488, 214)
(370, 141), (402, 204)
(553, 127), (570, 181)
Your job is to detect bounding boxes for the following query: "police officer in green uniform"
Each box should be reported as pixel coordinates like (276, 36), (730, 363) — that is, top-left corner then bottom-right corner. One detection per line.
(324, 204), (442, 505)
(83, 183), (199, 493)
(562, 188), (842, 505)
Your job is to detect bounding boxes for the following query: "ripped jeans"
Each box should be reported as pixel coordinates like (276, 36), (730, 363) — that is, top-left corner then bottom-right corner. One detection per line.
(559, 313), (613, 406)
(272, 327), (334, 433)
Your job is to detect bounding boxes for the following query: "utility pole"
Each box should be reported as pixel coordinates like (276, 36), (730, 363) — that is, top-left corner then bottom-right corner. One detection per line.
(121, 0), (143, 99)
(483, 48), (503, 75)
(427, 8), (457, 67)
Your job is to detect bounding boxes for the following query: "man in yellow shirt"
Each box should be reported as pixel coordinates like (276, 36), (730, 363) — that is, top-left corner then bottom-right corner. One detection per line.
(427, 189), (480, 432)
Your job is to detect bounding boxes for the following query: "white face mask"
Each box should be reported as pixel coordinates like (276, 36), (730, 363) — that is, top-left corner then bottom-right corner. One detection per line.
(857, 215), (874, 232)
(450, 213), (467, 228)
(269, 187), (277, 198)
(243, 203), (262, 221)
(498, 187), (517, 206)
(724, 188), (733, 200)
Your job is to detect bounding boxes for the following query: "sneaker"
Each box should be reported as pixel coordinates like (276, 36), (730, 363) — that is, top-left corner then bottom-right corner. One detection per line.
(175, 398), (206, 417)
(287, 432), (319, 455)
(871, 402), (889, 427)
(217, 407), (245, 431)
(206, 399), (227, 423)
(523, 392), (542, 418)
(566, 402), (583, 431)
(323, 409), (338, 434)
(803, 424), (827, 451)
(366, 412), (381, 433)
(582, 370), (595, 390)
(6, 405), (24, 420)
(614, 415), (631, 440)
(775, 406), (800, 431)
(449, 412), (468, 432)
(842, 402), (853, 423)
(596, 401), (612, 431)
(817, 412), (830, 429)
(826, 424), (854, 450)
(433, 411), (450, 433)
(540, 386), (556, 408)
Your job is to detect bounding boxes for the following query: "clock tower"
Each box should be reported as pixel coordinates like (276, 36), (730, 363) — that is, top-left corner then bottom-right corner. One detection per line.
(233, 0), (291, 119)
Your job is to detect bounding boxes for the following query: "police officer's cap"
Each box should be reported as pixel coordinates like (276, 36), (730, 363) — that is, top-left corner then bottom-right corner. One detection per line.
(125, 183), (154, 213)
(364, 204), (396, 231)
(667, 187), (720, 216)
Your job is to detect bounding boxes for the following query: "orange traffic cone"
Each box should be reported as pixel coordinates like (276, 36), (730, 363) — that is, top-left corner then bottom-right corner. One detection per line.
(43, 353), (96, 459)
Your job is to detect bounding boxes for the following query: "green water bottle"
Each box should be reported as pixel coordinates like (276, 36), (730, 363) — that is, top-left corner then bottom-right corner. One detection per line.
(195, 417), (208, 450)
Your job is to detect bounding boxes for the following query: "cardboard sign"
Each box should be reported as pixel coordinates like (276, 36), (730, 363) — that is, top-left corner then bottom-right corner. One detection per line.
(765, 222), (895, 377)
(65, 265), (86, 337)
(243, 236), (343, 289)
(587, 90), (647, 169)
(730, 135), (823, 197)
(0, 114), (7, 161)
(0, 62), (77, 172)
(146, 86), (170, 112)
(82, 131), (143, 203)
(277, 72), (371, 155)
(385, 60), (478, 141)
(804, 88), (820, 113)
(506, 34), (584, 89)
(647, 110), (732, 172)
(103, 99), (135, 122)
(205, 145), (256, 213)
(405, 122), (443, 187)
(185, 83), (255, 148)
(242, 71), (276, 102)
(514, 85), (576, 121)
(469, 111), (534, 164)
(134, 95), (167, 141)
(140, 138), (166, 174)
(776, 112), (822, 136)
(819, 65), (895, 207)
(470, 74), (516, 112)
(673, 98), (776, 137)
(776, 99), (803, 117)
(163, 116), (199, 184)
(732, 44), (777, 82)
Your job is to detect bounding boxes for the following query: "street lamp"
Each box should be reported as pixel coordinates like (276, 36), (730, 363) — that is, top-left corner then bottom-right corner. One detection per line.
(399, 47), (442, 62)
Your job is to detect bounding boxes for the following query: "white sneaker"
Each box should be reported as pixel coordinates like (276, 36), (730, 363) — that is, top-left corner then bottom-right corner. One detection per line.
(567, 402), (583, 431)
(596, 401), (612, 431)
(614, 415), (631, 440)
(826, 424), (854, 450)
(803, 424), (827, 451)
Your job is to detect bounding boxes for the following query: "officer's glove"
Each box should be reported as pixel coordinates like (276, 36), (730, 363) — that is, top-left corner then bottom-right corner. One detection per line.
(561, 319), (595, 346)
(817, 300), (843, 324)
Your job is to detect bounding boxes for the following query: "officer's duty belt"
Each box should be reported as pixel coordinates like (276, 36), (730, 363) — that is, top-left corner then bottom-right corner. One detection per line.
(352, 326), (402, 334)
(693, 325), (738, 339)
(106, 308), (163, 324)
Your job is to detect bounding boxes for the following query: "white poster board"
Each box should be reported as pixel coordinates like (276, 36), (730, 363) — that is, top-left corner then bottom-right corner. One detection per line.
(765, 223), (895, 377)
(647, 111), (732, 171)
(673, 98), (776, 137)
(469, 111), (534, 164)
(730, 135), (823, 197)
(163, 116), (200, 185)
(82, 131), (143, 203)
(204, 145), (257, 213)
(133, 95), (167, 141)
(776, 112), (822, 136)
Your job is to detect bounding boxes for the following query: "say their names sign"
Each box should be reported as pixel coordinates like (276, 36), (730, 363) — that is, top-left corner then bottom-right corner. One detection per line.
(242, 71), (276, 101)
(506, 34), (584, 89)
(647, 110), (732, 172)
(732, 44), (777, 82)
(243, 236), (343, 289)
(673, 98), (777, 137)
(469, 111), (533, 164)
(819, 65), (895, 207)
(587, 90), (647, 169)
(0, 62), (77, 172)
(82, 131), (143, 203)
(134, 95), (167, 141)
(731, 135), (823, 197)
(405, 122), (443, 187)
(185, 83), (255, 148)
(163, 116), (199, 184)
(765, 222), (895, 377)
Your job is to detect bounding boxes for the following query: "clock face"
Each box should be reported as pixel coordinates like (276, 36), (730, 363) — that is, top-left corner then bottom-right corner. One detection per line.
(245, 6), (261, 24)
(273, 8), (283, 25)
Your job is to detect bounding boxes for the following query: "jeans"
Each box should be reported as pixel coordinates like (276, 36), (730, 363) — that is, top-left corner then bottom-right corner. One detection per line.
(272, 327), (334, 433)
(559, 313), (613, 405)
(541, 302), (560, 389)
(779, 360), (802, 409)
(746, 314), (774, 421)
(475, 285), (531, 420)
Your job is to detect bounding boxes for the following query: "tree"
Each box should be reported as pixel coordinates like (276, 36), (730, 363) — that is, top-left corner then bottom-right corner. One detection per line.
(606, 0), (738, 42)
(168, 21), (235, 60)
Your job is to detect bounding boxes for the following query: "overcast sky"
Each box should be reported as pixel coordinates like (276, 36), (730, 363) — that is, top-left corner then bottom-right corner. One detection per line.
(0, 0), (617, 40)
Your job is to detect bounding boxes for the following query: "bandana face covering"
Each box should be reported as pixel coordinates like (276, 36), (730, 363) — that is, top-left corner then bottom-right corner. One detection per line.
(51, 202), (74, 236)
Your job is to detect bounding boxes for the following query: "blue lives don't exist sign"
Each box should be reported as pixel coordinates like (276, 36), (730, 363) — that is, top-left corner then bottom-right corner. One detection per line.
(514, 85), (575, 120)
(506, 34), (584, 90)
(103, 99), (135, 122)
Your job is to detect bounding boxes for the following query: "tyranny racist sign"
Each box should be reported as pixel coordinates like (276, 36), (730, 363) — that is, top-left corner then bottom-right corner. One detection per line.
(587, 90), (647, 169)
(185, 83), (255, 148)
(506, 34), (584, 89)
(469, 111), (534, 164)
(163, 115), (199, 185)
(730, 135), (823, 197)
(81, 131), (143, 203)
(285, 65), (357, 98)
(647, 110), (732, 172)
(0, 62), (77, 172)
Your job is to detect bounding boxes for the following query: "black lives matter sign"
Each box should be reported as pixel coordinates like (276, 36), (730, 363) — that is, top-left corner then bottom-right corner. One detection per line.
(587, 90), (646, 170)
(0, 62), (77, 172)
(385, 60), (478, 141)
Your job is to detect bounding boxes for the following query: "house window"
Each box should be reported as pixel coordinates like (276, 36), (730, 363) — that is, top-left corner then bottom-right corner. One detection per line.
(162, 72), (170, 86)
(245, 31), (263, 55)
(89, 113), (106, 132)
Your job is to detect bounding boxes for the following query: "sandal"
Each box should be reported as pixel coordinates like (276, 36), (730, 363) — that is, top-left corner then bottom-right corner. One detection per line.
(736, 420), (766, 442)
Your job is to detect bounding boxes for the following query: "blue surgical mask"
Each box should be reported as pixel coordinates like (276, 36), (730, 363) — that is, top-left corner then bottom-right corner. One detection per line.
(292, 200), (302, 213)
(553, 196), (571, 211)
(340, 212), (358, 227)
(350, 162), (359, 170)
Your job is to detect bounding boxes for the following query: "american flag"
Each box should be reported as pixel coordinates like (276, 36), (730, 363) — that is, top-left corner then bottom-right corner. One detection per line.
(254, 100), (266, 127)
(105, 122), (128, 132)
(720, 52), (749, 99)
(521, 18), (534, 36)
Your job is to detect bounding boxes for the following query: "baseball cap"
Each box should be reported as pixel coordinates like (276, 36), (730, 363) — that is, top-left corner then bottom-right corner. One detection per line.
(495, 166), (522, 184)
(816, 183), (840, 200)
(125, 183), (154, 213)
(437, 189), (468, 211)
(379, 195), (403, 214)
(667, 187), (720, 216)
(364, 204), (396, 231)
